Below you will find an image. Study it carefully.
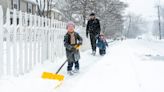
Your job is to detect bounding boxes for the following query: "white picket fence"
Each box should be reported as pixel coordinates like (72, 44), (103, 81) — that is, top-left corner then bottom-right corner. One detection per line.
(0, 5), (90, 78)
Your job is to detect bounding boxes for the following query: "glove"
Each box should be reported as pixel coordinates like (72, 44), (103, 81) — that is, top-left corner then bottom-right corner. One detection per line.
(74, 44), (81, 50)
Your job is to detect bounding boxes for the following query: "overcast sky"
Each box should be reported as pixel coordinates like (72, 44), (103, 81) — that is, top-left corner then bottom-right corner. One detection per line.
(121, 0), (164, 20)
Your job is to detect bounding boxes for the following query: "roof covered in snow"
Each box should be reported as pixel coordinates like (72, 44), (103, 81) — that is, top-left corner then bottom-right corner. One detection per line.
(24, 0), (38, 5)
(51, 8), (62, 14)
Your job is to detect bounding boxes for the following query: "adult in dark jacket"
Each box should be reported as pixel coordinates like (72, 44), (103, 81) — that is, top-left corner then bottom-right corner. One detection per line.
(86, 13), (101, 55)
(64, 22), (83, 75)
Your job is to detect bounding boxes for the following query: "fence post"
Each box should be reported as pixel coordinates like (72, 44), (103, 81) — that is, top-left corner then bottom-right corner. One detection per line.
(51, 19), (55, 62)
(38, 16), (41, 64)
(5, 8), (11, 76)
(12, 9), (18, 76)
(48, 19), (52, 62)
(33, 14), (37, 66)
(41, 17), (46, 63)
(29, 13), (32, 71)
(41, 17), (44, 64)
(18, 10), (23, 75)
(46, 18), (48, 61)
(0, 6), (4, 77)
(47, 18), (49, 61)
(49, 19), (52, 62)
(24, 12), (28, 73)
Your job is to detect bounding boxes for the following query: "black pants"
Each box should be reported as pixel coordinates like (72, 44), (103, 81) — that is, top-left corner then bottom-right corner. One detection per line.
(99, 49), (106, 55)
(67, 61), (79, 71)
(90, 34), (97, 51)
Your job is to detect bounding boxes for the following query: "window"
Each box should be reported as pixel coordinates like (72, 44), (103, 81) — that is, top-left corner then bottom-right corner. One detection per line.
(13, 4), (17, 9)
(11, 0), (20, 10)
(54, 13), (56, 19)
(27, 3), (33, 13)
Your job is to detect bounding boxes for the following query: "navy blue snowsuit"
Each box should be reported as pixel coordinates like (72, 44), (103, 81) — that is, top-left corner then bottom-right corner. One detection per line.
(96, 35), (108, 55)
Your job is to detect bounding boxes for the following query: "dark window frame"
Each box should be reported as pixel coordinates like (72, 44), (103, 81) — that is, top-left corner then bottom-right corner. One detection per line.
(27, 3), (33, 13)
(11, 0), (20, 10)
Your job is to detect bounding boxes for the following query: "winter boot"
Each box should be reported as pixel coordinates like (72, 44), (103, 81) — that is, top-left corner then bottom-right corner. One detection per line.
(99, 49), (106, 56)
(67, 71), (74, 76)
(92, 51), (96, 56)
(73, 69), (79, 73)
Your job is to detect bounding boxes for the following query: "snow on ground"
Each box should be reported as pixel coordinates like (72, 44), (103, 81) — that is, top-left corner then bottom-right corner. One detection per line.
(0, 40), (118, 92)
(0, 39), (164, 92)
(71, 39), (164, 92)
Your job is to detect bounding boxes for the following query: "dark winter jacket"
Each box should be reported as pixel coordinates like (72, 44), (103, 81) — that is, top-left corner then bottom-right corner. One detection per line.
(86, 18), (101, 36)
(96, 35), (108, 50)
(64, 32), (83, 62)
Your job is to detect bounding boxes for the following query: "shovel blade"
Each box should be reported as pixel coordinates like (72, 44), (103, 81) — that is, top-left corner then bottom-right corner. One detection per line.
(42, 72), (64, 81)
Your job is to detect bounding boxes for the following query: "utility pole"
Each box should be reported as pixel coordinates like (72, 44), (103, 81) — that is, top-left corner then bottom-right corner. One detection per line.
(126, 15), (131, 38)
(156, 0), (162, 40)
(157, 5), (162, 40)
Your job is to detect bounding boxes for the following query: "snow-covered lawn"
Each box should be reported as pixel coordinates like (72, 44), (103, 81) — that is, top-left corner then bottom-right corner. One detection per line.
(0, 39), (164, 92)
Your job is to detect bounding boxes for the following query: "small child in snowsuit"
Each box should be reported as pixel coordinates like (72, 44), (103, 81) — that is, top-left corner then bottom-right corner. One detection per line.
(96, 33), (108, 56)
(64, 22), (83, 75)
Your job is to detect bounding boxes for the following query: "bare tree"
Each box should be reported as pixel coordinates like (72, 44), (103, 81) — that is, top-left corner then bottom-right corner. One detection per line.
(60, 0), (127, 37)
(36, 0), (46, 17)
(152, 5), (164, 39)
(124, 13), (148, 38)
(93, 0), (127, 38)
(59, 0), (76, 21)
(59, 0), (95, 26)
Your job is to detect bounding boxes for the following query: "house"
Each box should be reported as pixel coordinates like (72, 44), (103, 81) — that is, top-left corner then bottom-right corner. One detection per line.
(45, 7), (64, 21)
(43, 0), (64, 21)
(0, 0), (65, 21)
(0, 0), (38, 15)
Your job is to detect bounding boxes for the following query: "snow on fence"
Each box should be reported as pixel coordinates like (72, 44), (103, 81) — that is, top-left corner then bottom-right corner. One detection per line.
(0, 6), (90, 78)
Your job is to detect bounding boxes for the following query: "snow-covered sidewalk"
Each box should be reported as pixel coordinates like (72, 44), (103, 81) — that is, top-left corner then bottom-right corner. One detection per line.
(70, 39), (164, 92)
(1, 39), (164, 92)
(0, 41), (117, 92)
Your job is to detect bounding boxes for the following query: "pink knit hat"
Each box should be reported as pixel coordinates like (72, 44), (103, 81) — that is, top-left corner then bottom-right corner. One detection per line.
(66, 21), (75, 29)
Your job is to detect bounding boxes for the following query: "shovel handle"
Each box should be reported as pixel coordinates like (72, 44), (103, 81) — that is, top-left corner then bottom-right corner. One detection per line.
(56, 60), (67, 74)
(55, 45), (81, 74)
